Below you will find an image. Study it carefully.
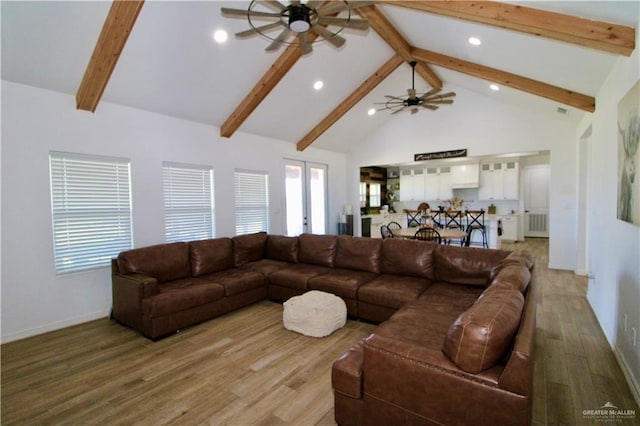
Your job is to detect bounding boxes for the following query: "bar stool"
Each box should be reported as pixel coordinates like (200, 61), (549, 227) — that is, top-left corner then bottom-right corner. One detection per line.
(465, 209), (488, 248)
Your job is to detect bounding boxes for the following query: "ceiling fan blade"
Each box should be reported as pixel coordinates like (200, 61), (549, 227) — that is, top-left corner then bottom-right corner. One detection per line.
(349, 1), (375, 10)
(235, 21), (284, 38)
(298, 32), (312, 55)
(411, 107), (419, 115)
(221, 8), (281, 19)
(311, 25), (346, 48)
(266, 28), (292, 51)
(317, 17), (370, 31)
(421, 104), (439, 110)
(419, 88), (441, 99)
(319, 0), (374, 15)
(385, 95), (405, 101)
(392, 106), (407, 115)
(257, 0), (286, 12)
(317, 2), (348, 15)
(428, 99), (454, 104)
(290, 0), (301, 5)
(428, 92), (456, 99)
(306, 0), (323, 9)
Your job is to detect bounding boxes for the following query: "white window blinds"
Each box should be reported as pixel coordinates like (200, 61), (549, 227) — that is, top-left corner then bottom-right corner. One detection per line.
(234, 170), (269, 235)
(49, 152), (133, 274)
(163, 162), (215, 242)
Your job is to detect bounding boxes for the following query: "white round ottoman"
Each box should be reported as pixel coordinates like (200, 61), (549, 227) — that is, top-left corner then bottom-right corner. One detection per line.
(283, 290), (347, 338)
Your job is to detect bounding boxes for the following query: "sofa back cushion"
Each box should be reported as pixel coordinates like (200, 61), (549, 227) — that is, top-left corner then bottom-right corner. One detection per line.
(266, 235), (299, 263)
(190, 238), (234, 277)
(434, 245), (508, 286)
(489, 250), (535, 281)
(443, 286), (524, 373)
(335, 236), (382, 274)
(380, 238), (435, 279)
(233, 232), (267, 266)
(491, 264), (531, 293)
(298, 234), (338, 267)
(117, 242), (190, 283)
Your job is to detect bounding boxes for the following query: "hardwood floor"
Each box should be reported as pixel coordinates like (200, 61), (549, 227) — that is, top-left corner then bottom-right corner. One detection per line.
(2, 238), (638, 425)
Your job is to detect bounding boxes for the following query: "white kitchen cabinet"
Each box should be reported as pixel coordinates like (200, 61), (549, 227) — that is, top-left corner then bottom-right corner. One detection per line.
(450, 163), (479, 188)
(479, 161), (519, 201)
(503, 161), (519, 200)
(425, 167), (452, 201)
(501, 215), (519, 241)
(399, 168), (425, 201)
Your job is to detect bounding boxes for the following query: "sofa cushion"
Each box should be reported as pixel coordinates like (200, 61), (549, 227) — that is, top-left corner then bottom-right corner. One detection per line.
(240, 258), (290, 276)
(434, 245), (508, 286)
(197, 268), (265, 297)
(118, 242), (190, 283)
(490, 264), (531, 293)
(268, 263), (333, 290)
(358, 275), (431, 309)
(489, 250), (535, 281)
(142, 279), (225, 317)
(298, 234), (338, 267)
(335, 236), (382, 274)
(233, 232), (267, 266)
(380, 238), (436, 279)
(308, 268), (377, 299)
(189, 238), (234, 277)
(266, 235), (298, 263)
(443, 286), (524, 373)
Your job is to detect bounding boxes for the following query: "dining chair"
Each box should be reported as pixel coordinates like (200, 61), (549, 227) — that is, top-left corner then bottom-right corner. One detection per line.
(464, 209), (488, 248)
(387, 221), (402, 231)
(444, 210), (464, 229)
(413, 227), (442, 244)
(380, 224), (393, 239)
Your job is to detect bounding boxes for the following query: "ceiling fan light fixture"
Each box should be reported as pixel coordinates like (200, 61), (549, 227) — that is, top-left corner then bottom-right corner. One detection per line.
(289, 6), (311, 33)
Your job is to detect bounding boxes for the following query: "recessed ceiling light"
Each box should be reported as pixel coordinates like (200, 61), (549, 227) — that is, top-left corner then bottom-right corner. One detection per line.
(367, 108), (376, 116)
(468, 37), (481, 46)
(213, 29), (228, 43)
(490, 84), (500, 91)
(313, 80), (324, 90)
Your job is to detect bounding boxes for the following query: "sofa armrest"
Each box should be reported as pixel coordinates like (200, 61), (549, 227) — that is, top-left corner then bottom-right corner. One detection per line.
(111, 272), (158, 332)
(362, 334), (528, 425)
(332, 338), (366, 398)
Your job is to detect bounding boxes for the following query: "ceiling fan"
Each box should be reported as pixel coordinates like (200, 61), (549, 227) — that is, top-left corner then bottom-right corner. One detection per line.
(377, 61), (456, 114)
(221, 1), (372, 55)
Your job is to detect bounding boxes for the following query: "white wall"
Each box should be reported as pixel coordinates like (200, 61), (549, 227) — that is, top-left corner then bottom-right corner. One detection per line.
(346, 85), (578, 269)
(577, 30), (640, 400)
(0, 81), (347, 342)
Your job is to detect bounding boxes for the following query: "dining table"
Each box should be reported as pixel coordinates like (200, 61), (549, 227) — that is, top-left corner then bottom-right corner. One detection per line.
(391, 226), (469, 242)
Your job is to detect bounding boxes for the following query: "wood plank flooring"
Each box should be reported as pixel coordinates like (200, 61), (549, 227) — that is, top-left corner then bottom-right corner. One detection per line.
(2, 238), (638, 425)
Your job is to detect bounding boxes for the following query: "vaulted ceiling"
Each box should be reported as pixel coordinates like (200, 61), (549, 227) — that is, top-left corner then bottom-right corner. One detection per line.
(2, 1), (638, 153)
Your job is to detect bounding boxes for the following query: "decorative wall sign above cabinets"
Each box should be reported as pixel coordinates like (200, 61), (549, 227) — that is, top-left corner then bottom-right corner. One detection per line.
(414, 149), (467, 162)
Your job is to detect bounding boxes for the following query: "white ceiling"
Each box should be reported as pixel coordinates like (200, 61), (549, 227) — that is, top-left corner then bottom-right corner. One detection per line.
(2, 1), (639, 153)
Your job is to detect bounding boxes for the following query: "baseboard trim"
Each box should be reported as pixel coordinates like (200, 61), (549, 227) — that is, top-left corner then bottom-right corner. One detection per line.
(1, 309), (111, 344)
(614, 345), (640, 407)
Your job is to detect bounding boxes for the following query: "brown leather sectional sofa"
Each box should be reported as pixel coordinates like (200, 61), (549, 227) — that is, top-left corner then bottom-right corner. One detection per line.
(112, 231), (536, 425)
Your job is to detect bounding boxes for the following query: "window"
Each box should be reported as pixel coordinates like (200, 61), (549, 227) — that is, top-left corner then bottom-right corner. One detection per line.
(369, 183), (381, 207)
(163, 162), (214, 242)
(359, 182), (367, 207)
(49, 152), (133, 274)
(234, 169), (269, 235)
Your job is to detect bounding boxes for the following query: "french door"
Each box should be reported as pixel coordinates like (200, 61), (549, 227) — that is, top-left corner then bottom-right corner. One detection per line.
(284, 160), (328, 236)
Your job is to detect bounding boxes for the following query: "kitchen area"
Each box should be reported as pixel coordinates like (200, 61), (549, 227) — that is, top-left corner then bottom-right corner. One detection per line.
(359, 154), (539, 248)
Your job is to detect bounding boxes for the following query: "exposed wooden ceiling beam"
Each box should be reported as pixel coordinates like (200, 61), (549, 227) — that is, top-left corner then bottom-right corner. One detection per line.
(297, 54), (404, 151)
(380, 1), (635, 56)
(411, 46), (595, 112)
(220, 35), (321, 138)
(357, 6), (442, 89)
(76, 0), (144, 112)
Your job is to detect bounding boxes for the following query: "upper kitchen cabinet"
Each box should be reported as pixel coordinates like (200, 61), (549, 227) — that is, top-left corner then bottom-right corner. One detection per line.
(399, 168), (425, 201)
(450, 163), (480, 189)
(424, 166), (453, 201)
(479, 161), (519, 200)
